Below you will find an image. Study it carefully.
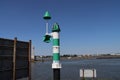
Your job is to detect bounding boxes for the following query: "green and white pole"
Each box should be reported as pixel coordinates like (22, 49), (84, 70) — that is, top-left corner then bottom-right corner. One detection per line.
(52, 23), (61, 80)
(43, 11), (61, 80)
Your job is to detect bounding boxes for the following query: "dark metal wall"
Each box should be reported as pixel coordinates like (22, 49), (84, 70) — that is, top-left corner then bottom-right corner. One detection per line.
(0, 38), (31, 80)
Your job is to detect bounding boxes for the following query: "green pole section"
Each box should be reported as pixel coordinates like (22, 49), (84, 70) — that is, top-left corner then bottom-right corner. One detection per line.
(52, 23), (61, 67)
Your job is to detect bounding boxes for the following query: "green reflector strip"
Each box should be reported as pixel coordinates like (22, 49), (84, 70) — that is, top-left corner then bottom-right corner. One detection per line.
(53, 53), (60, 61)
(53, 39), (59, 46)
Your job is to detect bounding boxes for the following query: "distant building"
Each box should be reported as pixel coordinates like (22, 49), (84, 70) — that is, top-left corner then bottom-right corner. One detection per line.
(31, 46), (35, 61)
(115, 53), (120, 55)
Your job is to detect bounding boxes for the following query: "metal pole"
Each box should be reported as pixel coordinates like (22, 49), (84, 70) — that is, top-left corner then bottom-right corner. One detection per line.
(53, 69), (60, 80)
(13, 37), (17, 80)
(93, 69), (94, 80)
(28, 40), (31, 80)
(46, 21), (49, 35)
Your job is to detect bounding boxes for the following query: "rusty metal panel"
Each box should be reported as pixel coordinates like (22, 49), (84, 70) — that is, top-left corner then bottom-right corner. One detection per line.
(0, 38), (14, 80)
(16, 41), (29, 79)
(0, 38), (31, 80)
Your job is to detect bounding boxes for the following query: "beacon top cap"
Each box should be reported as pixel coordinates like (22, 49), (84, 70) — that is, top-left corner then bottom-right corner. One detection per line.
(52, 23), (60, 32)
(43, 11), (51, 20)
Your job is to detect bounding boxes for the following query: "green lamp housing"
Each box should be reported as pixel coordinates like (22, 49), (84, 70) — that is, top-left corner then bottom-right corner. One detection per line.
(43, 11), (51, 20)
(43, 35), (51, 43)
(52, 23), (60, 32)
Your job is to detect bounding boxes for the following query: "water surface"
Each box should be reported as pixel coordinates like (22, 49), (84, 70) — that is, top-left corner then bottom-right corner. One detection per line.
(22, 59), (120, 80)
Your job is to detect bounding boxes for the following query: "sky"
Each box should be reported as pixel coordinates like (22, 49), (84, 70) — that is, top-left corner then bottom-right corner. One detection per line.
(0, 0), (120, 55)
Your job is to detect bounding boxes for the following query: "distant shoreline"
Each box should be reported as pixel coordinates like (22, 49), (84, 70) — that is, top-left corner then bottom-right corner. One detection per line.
(96, 56), (120, 59)
(33, 55), (120, 62)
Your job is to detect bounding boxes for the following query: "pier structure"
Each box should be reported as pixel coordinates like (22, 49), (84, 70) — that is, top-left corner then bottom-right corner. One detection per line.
(43, 11), (61, 80)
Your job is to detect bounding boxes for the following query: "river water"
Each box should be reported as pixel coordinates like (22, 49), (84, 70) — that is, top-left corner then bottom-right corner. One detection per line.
(21, 59), (120, 80)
